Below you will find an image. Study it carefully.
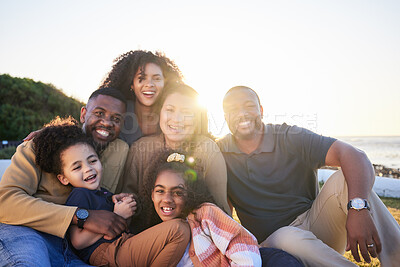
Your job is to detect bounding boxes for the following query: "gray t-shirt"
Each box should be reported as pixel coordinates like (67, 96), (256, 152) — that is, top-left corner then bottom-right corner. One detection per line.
(217, 123), (336, 242)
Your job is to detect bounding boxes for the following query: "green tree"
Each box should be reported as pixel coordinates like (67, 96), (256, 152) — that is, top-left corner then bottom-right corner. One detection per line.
(0, 74), (84, 140)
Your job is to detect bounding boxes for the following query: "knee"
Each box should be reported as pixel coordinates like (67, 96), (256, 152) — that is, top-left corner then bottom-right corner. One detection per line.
(163, 219), (190, 242)
(324, 170), (346, 188)
(321, 170), (347, 197)
(263, 226), (312, 252)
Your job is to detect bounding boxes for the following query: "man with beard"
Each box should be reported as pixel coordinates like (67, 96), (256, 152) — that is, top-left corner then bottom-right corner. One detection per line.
(0, 87), (130, 266)
(217, 86), (400, 266)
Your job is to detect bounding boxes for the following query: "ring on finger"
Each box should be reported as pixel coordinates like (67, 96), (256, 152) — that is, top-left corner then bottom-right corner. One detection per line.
(367, 243), (374, 248)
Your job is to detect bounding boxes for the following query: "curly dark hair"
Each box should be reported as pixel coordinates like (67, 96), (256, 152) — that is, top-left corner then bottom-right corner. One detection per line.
(33, 116), (96, 175)
(99, 50), (183, 100)
(139, 149), (215, 230)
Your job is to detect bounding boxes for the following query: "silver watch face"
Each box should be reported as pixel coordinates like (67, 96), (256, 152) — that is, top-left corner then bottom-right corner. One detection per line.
(352, 198), (365, 209)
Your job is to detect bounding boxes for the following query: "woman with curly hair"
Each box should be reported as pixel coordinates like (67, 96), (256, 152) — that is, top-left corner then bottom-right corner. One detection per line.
(100, 50), (183, 145)
(33, 117), (190, 267)
(140, 150), (262, 266)
(119, 83), (231, 217)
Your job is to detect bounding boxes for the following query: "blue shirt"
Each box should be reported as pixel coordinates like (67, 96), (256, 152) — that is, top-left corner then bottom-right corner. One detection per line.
(65, 187), (117, 263)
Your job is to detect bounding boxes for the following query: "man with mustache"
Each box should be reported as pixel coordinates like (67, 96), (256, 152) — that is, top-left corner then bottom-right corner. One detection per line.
(217, 86), (400, 266)
(0, 87), (130, 266)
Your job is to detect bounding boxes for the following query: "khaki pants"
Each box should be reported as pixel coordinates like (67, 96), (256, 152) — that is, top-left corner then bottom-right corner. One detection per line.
(90, 218), (190, 267)
(260, 170), (400, 267)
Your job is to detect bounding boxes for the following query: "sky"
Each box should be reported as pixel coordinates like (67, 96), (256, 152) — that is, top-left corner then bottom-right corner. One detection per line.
(1, 0), (399, 137)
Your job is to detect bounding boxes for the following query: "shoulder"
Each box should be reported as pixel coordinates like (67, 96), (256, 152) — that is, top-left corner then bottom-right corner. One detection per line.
(115, 138), (129, 148)
(193, 203), (226, 218)
(101, 139), (129, 163)
(270, 123), (317, 136)
(130, 134), (164, 151)
(68, 187), (93, 197)
(271, 123), (335, 143)
(215, 134), (237, 153)
(216, 133), (232, 146)
(197, 202), (220, 211)
(9, 140), (38, 171)
(135, 134), (163, 144)
(196, 136), (221, 151)
(108, 138), (129, 151)
(16, 140), (36, 157)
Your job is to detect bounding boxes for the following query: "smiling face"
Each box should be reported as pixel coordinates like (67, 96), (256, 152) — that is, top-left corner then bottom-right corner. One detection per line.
(57, 143), (102, 190)
(151, 170), (187, 221)
(223, 88), (264, 140)
(80, 94), (125, 147)
(132, 62), (165, 107)
(159, 92), (198, 148)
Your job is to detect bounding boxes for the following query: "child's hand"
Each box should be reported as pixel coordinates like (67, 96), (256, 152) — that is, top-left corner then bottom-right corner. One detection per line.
(112, 193), (134, 204)
(113, 196), (137, 219)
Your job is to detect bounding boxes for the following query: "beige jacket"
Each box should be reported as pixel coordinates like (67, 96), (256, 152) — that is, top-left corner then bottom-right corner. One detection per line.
(0, 139), (128, 238)
(117, 134), (231, 215)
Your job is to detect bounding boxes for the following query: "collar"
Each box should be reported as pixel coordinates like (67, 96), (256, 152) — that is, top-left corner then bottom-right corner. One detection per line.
(220, 124), (275, 154)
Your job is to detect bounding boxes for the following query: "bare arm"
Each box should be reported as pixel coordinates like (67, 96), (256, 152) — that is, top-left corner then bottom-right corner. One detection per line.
(70, 209), (127, 240)
(325, 140), (375, 199)
(325, 140), (381, 263)
(69, 207), (130, 249)
(69, 225), (104, 250)
(0, 141), (128, 240)
(23, 129), (41, 141)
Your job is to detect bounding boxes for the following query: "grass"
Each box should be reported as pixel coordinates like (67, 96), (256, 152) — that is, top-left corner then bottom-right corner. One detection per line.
(233, 197), (400, 267)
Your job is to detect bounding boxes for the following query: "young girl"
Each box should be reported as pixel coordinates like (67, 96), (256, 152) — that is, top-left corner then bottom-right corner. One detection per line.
(141, 150), (262, 267)
(33, 117), (190, 266)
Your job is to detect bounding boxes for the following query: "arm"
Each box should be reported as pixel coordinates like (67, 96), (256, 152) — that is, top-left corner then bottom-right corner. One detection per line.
(23, 129), (41, 141)
(66, 189), (128, 242)
(69, 225), (104, 250)
(325, 140), (381, 263)
(68, 199), (132, 250)
(202, 140), (232, 216)
(0, 141), (76, 237)
(191, 204), (261, 266)
(0, 141), (127, 239)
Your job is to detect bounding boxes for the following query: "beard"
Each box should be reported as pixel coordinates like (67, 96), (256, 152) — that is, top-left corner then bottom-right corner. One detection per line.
(82, 124), (110, 154)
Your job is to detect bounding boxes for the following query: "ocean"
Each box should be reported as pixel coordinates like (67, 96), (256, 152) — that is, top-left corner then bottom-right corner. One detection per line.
(338, 136), (400, 169)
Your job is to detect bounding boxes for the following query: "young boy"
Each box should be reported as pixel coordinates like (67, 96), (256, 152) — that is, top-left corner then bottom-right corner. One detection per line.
(33, 116), (189, 266)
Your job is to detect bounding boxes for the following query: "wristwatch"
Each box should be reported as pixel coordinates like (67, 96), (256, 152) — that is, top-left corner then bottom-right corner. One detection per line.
(76, 208), (89, 229)
(347, 198), (370, 211)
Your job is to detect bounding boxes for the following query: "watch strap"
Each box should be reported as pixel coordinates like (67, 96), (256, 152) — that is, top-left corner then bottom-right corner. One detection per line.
(77, 217), (85, 229)
(76, 208), (89, 229)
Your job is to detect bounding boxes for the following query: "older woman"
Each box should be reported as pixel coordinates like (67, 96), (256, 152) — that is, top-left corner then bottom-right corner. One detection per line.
(117, 83), (231, 223)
